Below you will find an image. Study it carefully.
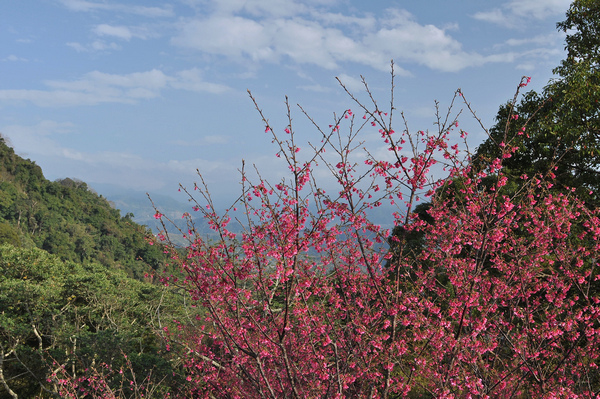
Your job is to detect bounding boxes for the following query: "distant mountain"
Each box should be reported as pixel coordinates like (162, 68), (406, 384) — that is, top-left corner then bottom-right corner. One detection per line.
(88, 173), (402, 248)
(89, 183), (189, 228)
(90, 184), (219, 244)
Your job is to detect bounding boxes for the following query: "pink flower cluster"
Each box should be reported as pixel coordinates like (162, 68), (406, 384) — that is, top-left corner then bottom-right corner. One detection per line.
(155, 85), (600, 397)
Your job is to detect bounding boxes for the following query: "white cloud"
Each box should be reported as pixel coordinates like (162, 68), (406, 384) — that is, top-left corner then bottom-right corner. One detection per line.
(204, 135), (229, 144)
(54, 150), (236, 192)
(503, 33), (562, 47)
(1, 120), (75, 158)
(59, 0), (174, 17)
(91, 40), (120, 51)
(0, 89), (132, 107)
(206, 0), (307, 18)
(172, 16), (272, 61)
(34, 120), (75, 134)
(93, 24), (134, 40)
(171, 68), (231, 94)
(172, 7), (513, 74)
(0, 68), (230, 107)
(4, 54), (28, 62)
(92, 24), (154, 41)
(491, 32), (565, 72)
(69, 25), (154, 53)
(515, 63), (536, 71)
(172, 15), (363, 69)
(43, 69), (169, 99)
(2, 120), (236, 191)
(66, 42), (87, 52)
(469, 2), (570, 72)
(513, 46), (563, 71)
(336, 74), (365, 92)
(363, 11), (481, 73)
(507, 0), (571, 19)
(67, 40), (121, 52)
(272, 19), (344, 69)
(473, 0), (571, 28)
(311, 11), (377, 30)
(472, 9), (508, 26)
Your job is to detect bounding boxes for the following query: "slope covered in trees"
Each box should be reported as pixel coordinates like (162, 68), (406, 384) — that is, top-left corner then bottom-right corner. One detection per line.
(0, 138), (204, 397)
(0, 137), (165, 278)
(0, 244), (193, 398)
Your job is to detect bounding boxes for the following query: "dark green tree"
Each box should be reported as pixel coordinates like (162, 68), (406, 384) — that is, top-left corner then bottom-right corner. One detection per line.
(475, 0), (600, 203)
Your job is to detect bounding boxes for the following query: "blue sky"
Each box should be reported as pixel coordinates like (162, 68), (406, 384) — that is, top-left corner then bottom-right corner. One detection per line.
(1, 0), (572, 205)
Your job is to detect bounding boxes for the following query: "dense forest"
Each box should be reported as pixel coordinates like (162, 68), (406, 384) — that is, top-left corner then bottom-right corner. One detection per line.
(0, 138), (199, 397)
(0, 139), (165, 278)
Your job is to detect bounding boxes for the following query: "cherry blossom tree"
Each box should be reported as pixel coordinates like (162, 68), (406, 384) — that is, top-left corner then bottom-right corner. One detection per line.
(152, 71), (600, 398)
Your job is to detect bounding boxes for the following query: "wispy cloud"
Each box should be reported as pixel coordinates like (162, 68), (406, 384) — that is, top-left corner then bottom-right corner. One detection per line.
(491, 31), (565, 71)
(336, 74), (365, 92)
(507, 0), (571, 19)
(502, 33), (562, 47)
(67, 40), (121, 52)
(472, 9), (508, 26)
(93, 24), (155, 40)
(169, 68), (231, 94)
(2, 119), (237, 191)
(93, 24), (133, 40)
(204, 0), (308, 18)
(0, 120), (76, 158)
(472, 0), (571, 28)
(0, 69), (230, 107)
(67, 24), (155, 53)
(58, 0), (174, 17)
(2, 54), (28, 62)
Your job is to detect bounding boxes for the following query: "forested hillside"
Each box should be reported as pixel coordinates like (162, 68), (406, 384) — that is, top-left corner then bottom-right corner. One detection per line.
(0, 244), (193, 398)
(0, 138), (200, 398)
(0, 137), (165, 279)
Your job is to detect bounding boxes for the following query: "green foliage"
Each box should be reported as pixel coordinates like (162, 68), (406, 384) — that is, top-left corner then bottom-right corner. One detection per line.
(386, 202), (433, 265)
(0, 138), (166, 278)
(0, 221), (20, 246)
(0, 244), (193, 397)
(556, 0), (600, 71)
(0, 140), (198, 396)
(475, 0), (600, 203)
